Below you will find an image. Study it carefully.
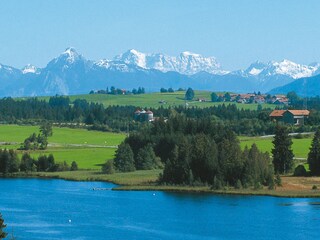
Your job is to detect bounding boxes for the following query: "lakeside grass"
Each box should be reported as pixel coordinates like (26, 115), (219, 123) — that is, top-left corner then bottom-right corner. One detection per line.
(27, 169), (162, 186)
(21, 170), (320, 198)
(36, 91), (275, 110)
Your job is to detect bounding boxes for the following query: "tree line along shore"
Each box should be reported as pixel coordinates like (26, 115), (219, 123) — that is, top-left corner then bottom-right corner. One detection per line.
(1, 90), (320, 197)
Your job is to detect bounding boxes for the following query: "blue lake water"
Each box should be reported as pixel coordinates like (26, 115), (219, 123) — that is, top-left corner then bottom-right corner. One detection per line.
(1, 178), (320, 240)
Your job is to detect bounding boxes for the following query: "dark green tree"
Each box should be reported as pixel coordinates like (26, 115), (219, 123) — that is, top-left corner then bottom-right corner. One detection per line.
(37, 154), (55, 172)
(135, 144), (160, 170)
(161, 139), (192, 184)
(102, 159), (115, 174)
(160, 88), (168, 93)
(287, 91), (299, 105)
(218, 134), (243, 185)
(40, 122), (53, 137)
(114, 143), (135, 172)
(224, 92), (231, 102)
(37, 134), (48, 150)
(20, 153), (36, 172)
(70, 161), (78, 171)
(190, 134), (219, 184)
(110, 86), (116, 94)
(308, 128), (320, 175)
(0, 212), (7, 239)
(9, 150), (20, 173)
(211, 92), (218, 102)
(0, 149), (20, 174)
(217, 96), (224, 102)
(0, 150), (10, 174)
(272, 125), (294, 174)
(243, 144), (273, 186)
(185, 88), (195, 100)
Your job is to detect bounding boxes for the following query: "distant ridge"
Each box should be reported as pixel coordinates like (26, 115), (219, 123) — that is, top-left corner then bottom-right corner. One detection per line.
(0, 48), (319, 97)
(269, 74), (320, 97)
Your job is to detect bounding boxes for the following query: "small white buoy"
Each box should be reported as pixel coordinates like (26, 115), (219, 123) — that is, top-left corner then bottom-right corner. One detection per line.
(153, 193), (156, 196)
(68, 219), (72, 223)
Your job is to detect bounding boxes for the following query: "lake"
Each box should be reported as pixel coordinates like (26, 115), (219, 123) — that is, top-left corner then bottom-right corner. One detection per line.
(0, 178), (319, 240)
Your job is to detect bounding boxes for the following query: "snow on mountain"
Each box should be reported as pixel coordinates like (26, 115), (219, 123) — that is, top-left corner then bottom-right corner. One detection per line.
(244, 59), (318, 79)
(22, 64), (40, 74)
(0, 63), (15, 73)
(1, 47), (320, 97)
(46, 47), (90, 70)
(113, 49), (226, 75)
(244, 61), (267, 76)
(95, 59), (143, 72)
(114, 49), (147, 68)
(61, 47), (82, 64)
(272, 59), (316, 78)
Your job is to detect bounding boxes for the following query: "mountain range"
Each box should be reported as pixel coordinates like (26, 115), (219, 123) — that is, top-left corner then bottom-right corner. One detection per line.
(0, 47), (320, 97)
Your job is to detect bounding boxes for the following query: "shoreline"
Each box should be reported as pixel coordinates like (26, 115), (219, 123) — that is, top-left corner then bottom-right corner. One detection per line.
(2, 170), (320, 198)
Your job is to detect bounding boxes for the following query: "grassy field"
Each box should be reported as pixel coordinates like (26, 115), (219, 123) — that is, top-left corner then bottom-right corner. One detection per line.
(240, 135), (313, 159)
(0, 124), (126, 169)
(36, 91), (275, 110)
(0, 125), (124, 146)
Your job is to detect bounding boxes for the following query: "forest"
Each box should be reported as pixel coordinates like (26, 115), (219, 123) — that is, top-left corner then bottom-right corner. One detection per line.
(111, 114), (276, 189)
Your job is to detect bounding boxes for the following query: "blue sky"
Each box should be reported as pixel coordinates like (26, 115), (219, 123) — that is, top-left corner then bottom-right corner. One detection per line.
(0, 0), (320, 70)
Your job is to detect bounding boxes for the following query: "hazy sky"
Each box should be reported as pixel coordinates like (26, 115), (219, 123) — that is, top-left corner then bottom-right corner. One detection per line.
(0, 0), (320, 70)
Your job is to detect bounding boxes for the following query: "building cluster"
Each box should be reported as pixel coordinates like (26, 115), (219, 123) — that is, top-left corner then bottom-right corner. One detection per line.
(269, 109), (310, 125)
(227, 93), (289, 105)
(134, 109), (154, 122)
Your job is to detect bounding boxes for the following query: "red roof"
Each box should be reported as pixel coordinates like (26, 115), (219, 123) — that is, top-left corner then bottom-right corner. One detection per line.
(269, 110), (286, 117)
(287, 110), (310, 116)
(269, 110), (310, 117)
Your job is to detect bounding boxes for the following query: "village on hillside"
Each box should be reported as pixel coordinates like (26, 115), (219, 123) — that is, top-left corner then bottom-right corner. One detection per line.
(208, 92), (289, 105)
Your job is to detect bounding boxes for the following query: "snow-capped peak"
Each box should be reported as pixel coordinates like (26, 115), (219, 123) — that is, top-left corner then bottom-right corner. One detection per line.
(272, 59), (315, 79)
(245, 59), (318, 79)
(22, 64), (39, 74)
(0, 63), (14, 72)
(180, 51), (201, 57)
(245, 61), (268, 75)
(114, 49), (147, 68)
(112, 50), (225, 75)
(61, 47), (81, 64)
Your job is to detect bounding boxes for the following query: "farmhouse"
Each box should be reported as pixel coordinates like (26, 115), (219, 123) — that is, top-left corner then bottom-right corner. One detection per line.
(134, 109), (154, 122)
(269, 110), (310, 125)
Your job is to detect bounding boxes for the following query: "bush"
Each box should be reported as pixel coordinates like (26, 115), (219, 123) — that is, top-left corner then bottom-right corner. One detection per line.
(102, 160), (115, 174)
(70, 161), (78, 171)
(212, 176), (223, 190)
(275, 174), (282, 187)
(235, 179), (242, 189)
(312, 185), (318, 190)
(293, 133), (304, 139)
(293, 165), (307, 177)
(254, 182), (263, 190)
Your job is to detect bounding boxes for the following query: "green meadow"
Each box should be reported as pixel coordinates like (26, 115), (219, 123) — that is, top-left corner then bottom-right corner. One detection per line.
(240, 135), (313, 159)
(36, 91), (275, 110)
(0, 124), (126, 169)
